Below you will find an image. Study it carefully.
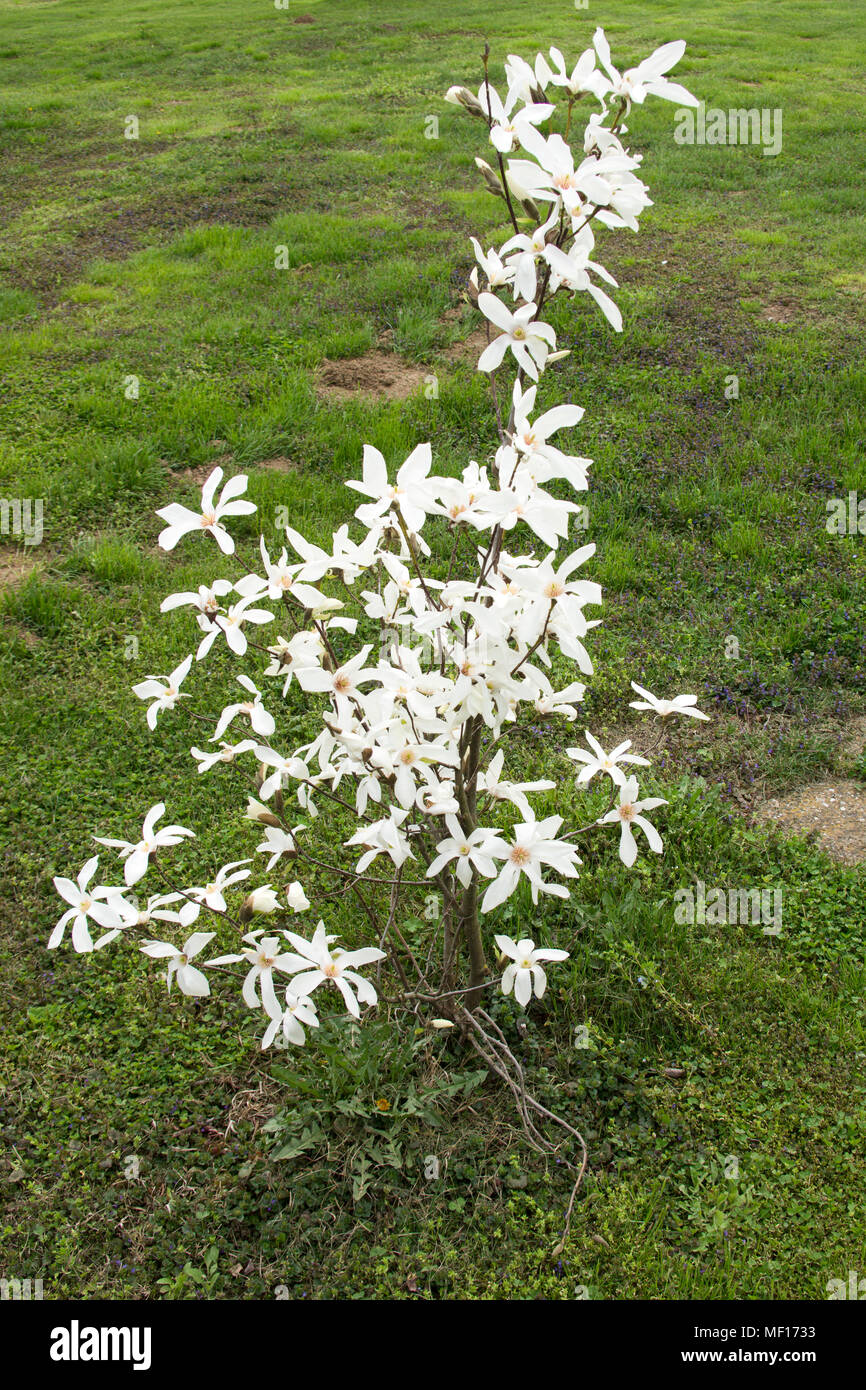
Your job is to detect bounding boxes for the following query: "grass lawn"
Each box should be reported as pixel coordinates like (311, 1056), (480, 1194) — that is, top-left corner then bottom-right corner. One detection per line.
(1, 0), (865, 1300)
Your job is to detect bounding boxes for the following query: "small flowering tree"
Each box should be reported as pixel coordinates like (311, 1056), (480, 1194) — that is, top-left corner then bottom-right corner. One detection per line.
(50, 28), (707, 1169)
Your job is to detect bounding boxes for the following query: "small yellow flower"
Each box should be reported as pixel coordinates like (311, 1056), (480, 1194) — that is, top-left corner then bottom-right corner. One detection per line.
(375, 1097), (390, 1112)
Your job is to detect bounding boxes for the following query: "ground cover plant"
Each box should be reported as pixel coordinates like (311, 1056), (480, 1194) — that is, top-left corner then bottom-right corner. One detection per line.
(1, 0), (864, 1302)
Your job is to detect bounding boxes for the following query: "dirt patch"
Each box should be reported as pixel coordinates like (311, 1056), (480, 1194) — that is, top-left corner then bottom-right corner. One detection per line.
(762, 301), (797, 323)
(256, 456), (296, 473)
(0, 549), (40, 588)
(169, 461), (229, 486)
(756, 782), (866, 866)
(316, 351), (428, 402)
(840, 716), (866, 761)
(443, 325), (489, 363)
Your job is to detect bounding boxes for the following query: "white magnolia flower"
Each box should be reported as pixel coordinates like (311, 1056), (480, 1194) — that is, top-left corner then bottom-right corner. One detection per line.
(477, 293), (556, 381)
(186, 859), (251, 914)
(95, 803), (195, 887)
(132, 655), (193, 730)
(281, 921), (386, 1019)
(503, 52), (552, 102)
(49, 857), (125, 953)
(261, 986), (319, 1049)
(191, 740), (257, 774)
(567, 731), (650, 787)
(416, 777), (461, 817)
(475, 80), (553, 154)
(283, 523), (376, 585)
(628, 682), (710, 721)
(477, 749), (555, 820)
(345, 808), (414, 874)
(543, 241), (622, 332)
(254, 746), (308, 800)
(244, 796), (282, 827)
(593, 27), (699, 109)
(346, 442), (434, 534)
(212, 675), (275, 741)
(509, 380), (590, 490)
(196, 594), (273, 661)
(156, 467), (256, 555)
(499, 209), (560, 302)
(495, 934), (569, 1006)
(256, 825), (300, 872)
(508, 127), (612, 216)
(600, 776), (668, 867)
(523, 670), (586, 719)
(469, 237), (514, 291)
(545, 45), (611, 101)
(425, 815), (499, 888)
(140, 931), (215, 996)
(208, 932), (304, 1015)
(160, 579), (233, 618)
(295, 645), (377, 709)
(482, 815), (580, 912)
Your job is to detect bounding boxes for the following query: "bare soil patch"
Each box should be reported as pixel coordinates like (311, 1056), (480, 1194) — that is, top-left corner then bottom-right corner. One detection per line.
(0, 549), (40, 588)
(762, 301), (797, 323)
(172, 463), (224, 487)
(316, 351), (427, 402)
(756, 782), (866, 866)
(443, 325), (489, 363)
(256, 456), (296, 473)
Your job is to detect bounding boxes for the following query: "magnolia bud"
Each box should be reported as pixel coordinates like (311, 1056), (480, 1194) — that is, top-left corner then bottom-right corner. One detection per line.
(244, 796), (281, 828)
(240, 886), (280, 922)
(286, 881), (310, 913)
(444, 85), (485, 118)
(475, 157), (504, 199)
(520, 196), (541, 222)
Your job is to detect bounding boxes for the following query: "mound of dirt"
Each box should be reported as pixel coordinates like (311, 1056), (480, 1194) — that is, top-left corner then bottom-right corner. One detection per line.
(316, 352), (428, 402)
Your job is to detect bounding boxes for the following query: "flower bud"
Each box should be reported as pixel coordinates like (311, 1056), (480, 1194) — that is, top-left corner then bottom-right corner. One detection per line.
(240, 886), (280, 922)
(286, 881), (310, 913)
(244, 796), (281, 828)
(444, 85), (485, 118)
(475, 156), (504, 199)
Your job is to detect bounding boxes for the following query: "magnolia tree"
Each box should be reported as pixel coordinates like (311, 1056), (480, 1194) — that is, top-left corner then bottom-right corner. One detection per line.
(50, 28), (707, 1161)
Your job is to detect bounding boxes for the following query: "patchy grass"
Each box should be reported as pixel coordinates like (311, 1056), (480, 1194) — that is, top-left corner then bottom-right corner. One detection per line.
(0, 0), (865, 1300)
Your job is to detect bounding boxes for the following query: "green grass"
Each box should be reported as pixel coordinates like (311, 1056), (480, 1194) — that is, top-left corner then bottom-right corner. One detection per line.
(1, 0), (865, 1300)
